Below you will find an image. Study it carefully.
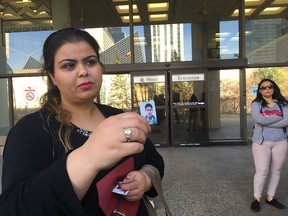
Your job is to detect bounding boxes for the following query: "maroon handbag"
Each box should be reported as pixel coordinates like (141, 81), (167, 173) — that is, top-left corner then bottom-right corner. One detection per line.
(96, 157), (140, 216)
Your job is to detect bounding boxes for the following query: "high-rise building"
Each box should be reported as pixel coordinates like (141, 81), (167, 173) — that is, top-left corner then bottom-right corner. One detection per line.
(108, 27), (125, 43)
(100, 31), (144, 64)
(246, 19), (287, 64)
(85, 28), (114, 52)
(150, 24), (184, 62)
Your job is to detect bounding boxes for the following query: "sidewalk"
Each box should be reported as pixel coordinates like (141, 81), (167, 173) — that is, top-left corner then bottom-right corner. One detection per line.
(154, 145), (288, 216)
(1, 145), (288, 216)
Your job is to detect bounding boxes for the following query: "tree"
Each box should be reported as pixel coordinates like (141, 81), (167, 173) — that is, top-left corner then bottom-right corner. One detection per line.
(251, 67), (283, 84)
(171, 49), (181, 61)
(220, 80), (240, 113)
(246, 67), (288, 113)
(108, 74), (131, 111)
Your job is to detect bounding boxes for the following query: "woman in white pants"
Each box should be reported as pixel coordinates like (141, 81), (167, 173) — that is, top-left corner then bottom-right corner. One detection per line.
(250, 78), (288, 212)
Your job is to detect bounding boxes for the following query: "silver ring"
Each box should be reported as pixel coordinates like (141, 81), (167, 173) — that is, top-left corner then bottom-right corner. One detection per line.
(124, 128), (132, 142)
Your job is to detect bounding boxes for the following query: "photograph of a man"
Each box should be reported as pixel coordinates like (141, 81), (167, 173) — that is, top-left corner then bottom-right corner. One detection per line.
(140, 101), (157, 125)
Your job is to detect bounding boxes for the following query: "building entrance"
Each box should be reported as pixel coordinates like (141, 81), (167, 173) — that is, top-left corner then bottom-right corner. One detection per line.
(131, 69), (208, 147)
(170, 70), (208, 146)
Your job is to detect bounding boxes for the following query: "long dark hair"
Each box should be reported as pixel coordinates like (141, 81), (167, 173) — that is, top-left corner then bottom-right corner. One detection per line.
(252, 78), (288, 107)
(40, 28), (103, 151)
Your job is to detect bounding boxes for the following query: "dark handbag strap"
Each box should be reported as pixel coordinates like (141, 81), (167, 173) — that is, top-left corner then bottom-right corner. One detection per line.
(140, 165), (172, 216)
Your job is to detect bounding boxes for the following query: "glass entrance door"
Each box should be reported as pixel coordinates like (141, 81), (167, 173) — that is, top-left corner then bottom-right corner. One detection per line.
(170, 70), (208, 146)
(131, 71), (169, 147)
(131, 70), (208, 147)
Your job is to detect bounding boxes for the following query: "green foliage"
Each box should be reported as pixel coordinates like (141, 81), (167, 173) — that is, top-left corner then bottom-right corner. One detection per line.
(108, 74), (131, 111)
(246, 67), (288, 113)
(252, 67), (283, 84)
(171, 49), (181, 61)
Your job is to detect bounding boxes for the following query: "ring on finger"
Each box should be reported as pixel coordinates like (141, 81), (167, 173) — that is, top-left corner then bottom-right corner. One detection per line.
(124, 128), (132, 142)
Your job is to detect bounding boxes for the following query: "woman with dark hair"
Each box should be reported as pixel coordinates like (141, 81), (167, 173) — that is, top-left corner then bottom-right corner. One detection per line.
(250, 78), (288, 212)
(0, 28), (164, 216)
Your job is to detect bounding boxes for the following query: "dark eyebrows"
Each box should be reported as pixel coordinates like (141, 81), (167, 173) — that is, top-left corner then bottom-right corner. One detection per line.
(83, 55), (98, 61)
(58, 55), (98, 64)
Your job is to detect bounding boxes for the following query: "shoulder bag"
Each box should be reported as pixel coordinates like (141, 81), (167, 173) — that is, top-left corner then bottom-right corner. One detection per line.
(141, 165), (172, 216)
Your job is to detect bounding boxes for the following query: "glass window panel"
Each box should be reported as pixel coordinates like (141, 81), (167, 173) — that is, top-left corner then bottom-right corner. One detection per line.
(245, 0), (288, 64)
(148, 109), (168, 146)
(6, 31), (53, 73)
(13, 76), (47, 124)
(246, 19), (288, 64)
(0, 78), (10, 135)
(171, 73), (207, 146)
(133, 82), (165, 109)
(87, 27), (132, 65)
(246, 67), (288, 139)
(130, 21), (239, 63)
(101, 74), (131, 111)
(209, 69), (241, 140)
(207, 20), (239, 60)
(132, 24), (192, 63)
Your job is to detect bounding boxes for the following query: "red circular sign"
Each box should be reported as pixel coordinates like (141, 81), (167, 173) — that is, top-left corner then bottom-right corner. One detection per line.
(26, 92), (34, 101)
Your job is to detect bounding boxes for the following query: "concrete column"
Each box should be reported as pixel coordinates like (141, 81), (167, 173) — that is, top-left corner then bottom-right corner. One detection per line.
(207, 71), (220, 129)
(192, 23), (203, 61)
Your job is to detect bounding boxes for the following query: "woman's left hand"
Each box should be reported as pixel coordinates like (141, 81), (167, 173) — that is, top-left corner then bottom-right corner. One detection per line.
(119, 170), (151, 202)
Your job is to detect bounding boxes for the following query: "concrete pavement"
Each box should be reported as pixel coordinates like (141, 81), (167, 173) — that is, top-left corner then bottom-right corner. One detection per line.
(1, 145), (288, 216)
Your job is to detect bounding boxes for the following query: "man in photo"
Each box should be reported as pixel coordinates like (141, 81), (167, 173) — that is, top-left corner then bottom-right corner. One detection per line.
(143, 102), (157, 125)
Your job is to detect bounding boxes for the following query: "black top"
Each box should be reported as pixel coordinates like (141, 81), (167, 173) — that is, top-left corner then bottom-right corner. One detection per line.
(0, 103), (164, 216)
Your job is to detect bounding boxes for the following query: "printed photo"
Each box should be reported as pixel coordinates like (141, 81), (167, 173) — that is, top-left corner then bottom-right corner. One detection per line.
(140, 101), (158, 125)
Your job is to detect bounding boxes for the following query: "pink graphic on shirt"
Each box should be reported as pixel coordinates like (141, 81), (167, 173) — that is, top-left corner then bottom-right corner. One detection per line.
(261, 110), (282, 116)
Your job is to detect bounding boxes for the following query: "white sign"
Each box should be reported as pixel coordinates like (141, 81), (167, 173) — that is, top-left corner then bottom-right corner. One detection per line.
(133, 75), (165, 83)
(23, 86), (38, 102)
(251, 86), (258, 97)
(172, 74), (204, 82)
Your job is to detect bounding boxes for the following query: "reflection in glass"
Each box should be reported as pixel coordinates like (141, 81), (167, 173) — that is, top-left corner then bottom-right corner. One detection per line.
(171, 73), (206, 146)
(133, 82), (165, 109)
(4, 19), (241, 72)
(6, 31), (52, 73)
(131, 24), (192, 63)
(246, 19), (288, 64)
(207, 21), (239, 60)
(149, 109), (168, 146)
(172, 108), (207, 146)
(101, 74), (131, 111)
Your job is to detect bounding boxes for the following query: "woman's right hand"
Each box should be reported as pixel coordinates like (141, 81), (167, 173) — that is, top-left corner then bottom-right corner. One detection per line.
(82, 112), (151, 172)
(67, 112), (150, 200)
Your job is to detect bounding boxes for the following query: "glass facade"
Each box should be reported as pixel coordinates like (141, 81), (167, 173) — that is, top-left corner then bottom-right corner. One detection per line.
(0, 0), (288, 146)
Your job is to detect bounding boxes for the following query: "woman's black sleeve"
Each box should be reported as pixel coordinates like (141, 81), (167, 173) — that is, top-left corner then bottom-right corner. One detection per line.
(0, 115), (95, 216)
